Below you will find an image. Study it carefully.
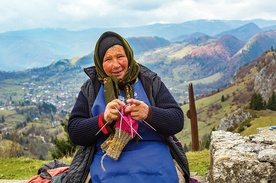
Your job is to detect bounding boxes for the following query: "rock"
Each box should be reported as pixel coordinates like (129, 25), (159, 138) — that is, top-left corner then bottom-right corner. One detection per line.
(218, 109), (251, 131)
(207, 128), (276, 183)
(254, 58), (276, 102)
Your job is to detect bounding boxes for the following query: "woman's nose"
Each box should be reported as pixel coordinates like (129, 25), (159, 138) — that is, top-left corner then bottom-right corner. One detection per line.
(113, 59), (120, 67)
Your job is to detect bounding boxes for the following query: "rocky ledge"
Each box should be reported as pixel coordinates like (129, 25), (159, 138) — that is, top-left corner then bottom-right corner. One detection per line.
(207, 128), (276, 183)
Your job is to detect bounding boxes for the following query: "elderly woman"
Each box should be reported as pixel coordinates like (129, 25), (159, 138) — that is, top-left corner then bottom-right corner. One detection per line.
(68, 31), (189, 183)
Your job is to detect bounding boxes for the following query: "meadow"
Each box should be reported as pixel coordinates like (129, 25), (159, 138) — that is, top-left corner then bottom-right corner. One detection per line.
(0, 150), (210, 180)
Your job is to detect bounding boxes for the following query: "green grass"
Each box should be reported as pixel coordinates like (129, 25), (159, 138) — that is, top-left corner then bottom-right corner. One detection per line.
(0, 150), (210, 180)
(241, 111), (276, 136)
(186, 150), (210, 176)
(0, 157), (72, 180)
(0, 158), (50, 180)
(0, 83), (27, 102)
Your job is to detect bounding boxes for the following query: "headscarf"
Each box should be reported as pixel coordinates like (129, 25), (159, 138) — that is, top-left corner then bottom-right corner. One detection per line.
(94, 31), (140, 104)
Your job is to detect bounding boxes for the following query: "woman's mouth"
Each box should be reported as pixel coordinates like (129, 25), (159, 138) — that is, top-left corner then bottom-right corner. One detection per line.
(112, 70), (123, 77)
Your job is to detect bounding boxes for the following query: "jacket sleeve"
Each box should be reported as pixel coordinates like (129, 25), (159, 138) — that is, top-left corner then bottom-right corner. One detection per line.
(68, 91), (102, 146)
(148, 81), (184, 136)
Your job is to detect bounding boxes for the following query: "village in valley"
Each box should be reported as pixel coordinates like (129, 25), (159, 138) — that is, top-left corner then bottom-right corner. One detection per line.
(0, 65), (86, 159)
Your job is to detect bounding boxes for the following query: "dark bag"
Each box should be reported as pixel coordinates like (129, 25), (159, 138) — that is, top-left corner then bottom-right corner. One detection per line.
(61, 145), (95, 183)
(165, 135), (190, 183)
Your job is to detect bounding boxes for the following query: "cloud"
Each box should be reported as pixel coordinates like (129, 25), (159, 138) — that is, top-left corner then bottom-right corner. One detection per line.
(1, 0), (276, 33)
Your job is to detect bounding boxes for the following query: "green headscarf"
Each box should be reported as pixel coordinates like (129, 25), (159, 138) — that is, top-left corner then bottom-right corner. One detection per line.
(94, 31), (140, 104)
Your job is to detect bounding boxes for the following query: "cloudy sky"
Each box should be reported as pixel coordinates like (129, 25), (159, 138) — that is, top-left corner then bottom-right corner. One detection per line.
(1, 0), (276, 33)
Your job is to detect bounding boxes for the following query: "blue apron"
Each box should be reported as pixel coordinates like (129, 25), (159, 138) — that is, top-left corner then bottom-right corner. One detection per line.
(90, 79), (178, 183)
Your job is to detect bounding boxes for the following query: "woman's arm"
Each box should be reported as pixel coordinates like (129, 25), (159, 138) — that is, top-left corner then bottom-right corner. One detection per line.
(68, 91), (101, 146)
(148, 82), (184, 136)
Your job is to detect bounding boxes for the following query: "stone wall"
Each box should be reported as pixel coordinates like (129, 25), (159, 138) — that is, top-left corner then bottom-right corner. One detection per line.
(207, 128), (276, 183)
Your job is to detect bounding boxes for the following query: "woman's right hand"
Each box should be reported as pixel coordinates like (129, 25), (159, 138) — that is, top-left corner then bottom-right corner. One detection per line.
(104, 99), (125, 124)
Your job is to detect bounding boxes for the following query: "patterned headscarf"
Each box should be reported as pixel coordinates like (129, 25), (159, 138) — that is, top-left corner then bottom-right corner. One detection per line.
(94, 31), (140, 104)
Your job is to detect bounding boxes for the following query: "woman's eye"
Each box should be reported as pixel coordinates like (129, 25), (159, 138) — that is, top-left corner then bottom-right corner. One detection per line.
(104, 58), (111, 62)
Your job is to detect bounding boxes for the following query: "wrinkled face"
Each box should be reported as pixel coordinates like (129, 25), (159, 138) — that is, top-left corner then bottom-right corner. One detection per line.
(102, 45), (128, 79)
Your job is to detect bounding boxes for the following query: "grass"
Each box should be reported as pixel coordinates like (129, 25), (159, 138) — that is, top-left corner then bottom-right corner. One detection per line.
(186, 149), (210, 176)
(241, 111), (276, 136)
(0, 157), (72, 180)
(0, 150), (210, 180)
(179, 81), (248, 146)
(0, 158), (50, 180)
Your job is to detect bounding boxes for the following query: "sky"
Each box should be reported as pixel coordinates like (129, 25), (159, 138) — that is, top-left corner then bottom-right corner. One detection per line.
(1, 0), (276, 33)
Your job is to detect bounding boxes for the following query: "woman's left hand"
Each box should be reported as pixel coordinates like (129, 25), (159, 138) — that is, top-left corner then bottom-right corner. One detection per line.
(124, 99), (149, 121)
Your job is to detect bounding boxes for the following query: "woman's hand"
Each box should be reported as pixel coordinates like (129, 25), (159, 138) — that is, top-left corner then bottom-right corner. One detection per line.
(104, 99), (125, 124)
(124, 99), (149, 121)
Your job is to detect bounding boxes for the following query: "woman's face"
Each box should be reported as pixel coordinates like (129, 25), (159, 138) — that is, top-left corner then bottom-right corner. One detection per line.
(102, 45), (128, 79)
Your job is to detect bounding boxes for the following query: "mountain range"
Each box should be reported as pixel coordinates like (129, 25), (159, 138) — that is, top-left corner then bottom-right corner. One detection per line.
(1, 19), (276, 101)
(1, 19), (276, 71)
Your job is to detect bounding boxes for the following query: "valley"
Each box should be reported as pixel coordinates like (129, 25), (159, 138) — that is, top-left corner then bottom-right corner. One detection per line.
(1, 20), (276, 160)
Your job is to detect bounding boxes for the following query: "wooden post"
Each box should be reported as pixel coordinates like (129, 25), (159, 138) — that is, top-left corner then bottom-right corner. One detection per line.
(186, 83), (199, 151)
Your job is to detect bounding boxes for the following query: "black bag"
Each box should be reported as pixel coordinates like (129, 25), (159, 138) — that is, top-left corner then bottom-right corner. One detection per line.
(61, 145), (95, 183)
(165, 135), (190, 183)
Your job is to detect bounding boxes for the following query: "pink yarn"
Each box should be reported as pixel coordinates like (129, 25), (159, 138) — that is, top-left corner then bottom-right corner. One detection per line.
(114, 105), (138, 138)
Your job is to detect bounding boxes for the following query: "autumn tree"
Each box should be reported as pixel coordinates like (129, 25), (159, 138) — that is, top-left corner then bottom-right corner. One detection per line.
(8, 130), (20, 158)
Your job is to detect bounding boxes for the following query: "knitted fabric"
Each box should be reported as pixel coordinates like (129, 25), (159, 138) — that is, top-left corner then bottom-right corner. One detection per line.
(101, 105), (138, 162)
(101, 128), (132, 161)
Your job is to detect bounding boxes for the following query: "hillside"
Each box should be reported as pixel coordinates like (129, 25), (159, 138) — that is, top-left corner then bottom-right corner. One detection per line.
(0, 61), (86, 159)
(179, 50), (276, 147)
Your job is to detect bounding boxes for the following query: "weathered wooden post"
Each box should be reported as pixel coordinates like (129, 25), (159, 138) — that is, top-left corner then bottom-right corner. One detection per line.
(186, 83), (199, 151)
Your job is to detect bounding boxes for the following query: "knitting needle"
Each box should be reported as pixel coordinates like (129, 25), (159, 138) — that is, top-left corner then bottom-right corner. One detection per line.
(95, 120), (110, 136)
(127, 99), (156, 131)
(119, 114), (123, 138)
(141, 120), (156, 131)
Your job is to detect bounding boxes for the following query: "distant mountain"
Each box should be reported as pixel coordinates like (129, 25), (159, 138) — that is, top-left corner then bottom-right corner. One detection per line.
(171, 32), (207, 43)
(217, 35), (245, 56)
(1, 19), (276, 71)
(215, 23), (263, 41)
(114, 30), (275, 96)
(0, 28), (98, 71)
(263, 25), (276, 31)
(230, 30), (276, 73)
(127, 36), (170, 54)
